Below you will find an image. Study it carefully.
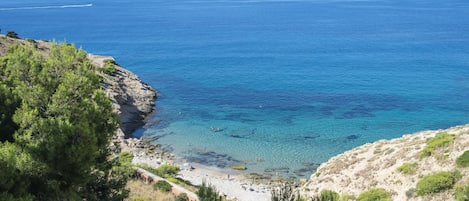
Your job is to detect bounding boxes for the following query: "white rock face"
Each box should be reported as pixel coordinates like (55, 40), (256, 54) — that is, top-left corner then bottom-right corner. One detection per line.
(303, 124), (469, 201)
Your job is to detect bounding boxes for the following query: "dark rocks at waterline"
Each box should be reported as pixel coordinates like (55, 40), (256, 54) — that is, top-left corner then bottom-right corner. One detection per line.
(184, 150), (241, 168)
(294, 167), (318, 177)
(264, 167), (290, 174)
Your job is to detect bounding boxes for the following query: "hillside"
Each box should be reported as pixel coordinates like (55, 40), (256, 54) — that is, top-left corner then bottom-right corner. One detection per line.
(303, 124), (469, 200)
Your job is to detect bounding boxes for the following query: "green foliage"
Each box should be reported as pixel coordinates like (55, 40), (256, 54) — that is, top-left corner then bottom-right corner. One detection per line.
(6, 31), (19, 39)
(271, 182), (303, 201)
(153, 180), (172, 192)
(455, 182), (469, 201)
(311, 190), (340, 201)
(356, 188), (391, 201)
(416, 171), (461, 196)
(101, 59), (117, 75)
(420, 132), (455, 158)
(167, 176), (192, 186)
(132, 196), (147, 201)
(0, 42), (124, 200)
(154, 164), (181, 178)
(457, 151), (469, 168)
(175, 193), (188, 201)
(197, 181), (223, 201)
(397, 163), (417, 175)
(119, 151), (134, 165)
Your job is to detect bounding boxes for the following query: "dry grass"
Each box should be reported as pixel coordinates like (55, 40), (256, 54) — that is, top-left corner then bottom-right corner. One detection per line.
(125, 179), (175, 201)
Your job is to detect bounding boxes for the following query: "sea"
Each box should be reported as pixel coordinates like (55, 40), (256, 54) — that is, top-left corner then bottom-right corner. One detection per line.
(1, 0), (469, 179)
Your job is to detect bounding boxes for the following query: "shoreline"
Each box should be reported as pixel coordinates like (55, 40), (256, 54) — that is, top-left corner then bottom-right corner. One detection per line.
(91, 54), (271, 200)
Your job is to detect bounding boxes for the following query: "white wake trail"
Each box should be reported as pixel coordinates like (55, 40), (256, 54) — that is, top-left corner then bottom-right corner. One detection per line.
(0, 3), (92, 11)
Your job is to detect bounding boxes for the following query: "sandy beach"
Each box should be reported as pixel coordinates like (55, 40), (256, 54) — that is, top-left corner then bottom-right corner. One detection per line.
(132, 154), (271, 201)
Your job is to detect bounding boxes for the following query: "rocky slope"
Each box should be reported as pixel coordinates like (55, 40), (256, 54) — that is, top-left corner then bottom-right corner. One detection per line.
(87, 54), (156, 137)
(303, 124), (469, 200)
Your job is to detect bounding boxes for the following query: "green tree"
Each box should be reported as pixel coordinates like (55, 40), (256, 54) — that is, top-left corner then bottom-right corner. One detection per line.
(197, 181), (223, 201)
(6, 31), (19, 39)
(0, 42), (126, 200)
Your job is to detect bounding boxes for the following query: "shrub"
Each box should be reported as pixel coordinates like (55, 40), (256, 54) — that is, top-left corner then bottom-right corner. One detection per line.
(314, 190), (339, 201)
(457, 151), (469, 168)
(119, 151), (133, 165)
(455, 183), (469, 201)
(6, 31), (19, 39)
(155, 164), (180, 178)
(132, 196), (147, 201)
(175, 193), (188, 201)
(101, 59), (117, 75)
(197, 181), (223, 201)
(397, 163), (417, 175)
(140, 164), (181, 178)
(356, 188), (391, 201)
(416, 171), (461, 195)
(420, 132), (455, 158)
(153, 180), (172, 192)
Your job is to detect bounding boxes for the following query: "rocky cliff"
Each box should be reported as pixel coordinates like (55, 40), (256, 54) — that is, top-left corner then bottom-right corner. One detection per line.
(303, 124), (469, 200)
(87, 54), (157, 138)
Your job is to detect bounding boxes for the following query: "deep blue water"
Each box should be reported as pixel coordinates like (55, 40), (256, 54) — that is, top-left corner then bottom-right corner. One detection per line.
(2, 0), (469, 179)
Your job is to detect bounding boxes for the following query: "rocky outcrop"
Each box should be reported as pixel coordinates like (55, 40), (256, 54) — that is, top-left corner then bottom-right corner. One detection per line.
(303, 124), (469, 201)
(87, 54), (157, 138)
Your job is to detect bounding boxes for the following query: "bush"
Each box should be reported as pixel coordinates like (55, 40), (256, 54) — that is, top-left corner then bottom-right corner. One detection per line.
(397, 163), (417, 175)
(167, 176), (192, 186)
(416, 171), (461, 195)
(420, 132), (455, 158)
(139, 164), (181, 178)
(197, 181), (223, 201)
(175, 193), (188, 201)
(311, 190), (339, 201)
(356, 188), (391, 201)
(455, 183), (469, 201)
(101, 60), (117, 75)
(153, 180), (172, 192)
(119, 151), (133, 165)
(154, 164), (180, 178)
(6, 31), (19, 39)
(457, 151), (469, 168)
(132, 196), (147, 201)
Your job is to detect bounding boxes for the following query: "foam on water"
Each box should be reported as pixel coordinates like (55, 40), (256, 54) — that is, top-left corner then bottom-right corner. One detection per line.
(0, 3), (92, 11)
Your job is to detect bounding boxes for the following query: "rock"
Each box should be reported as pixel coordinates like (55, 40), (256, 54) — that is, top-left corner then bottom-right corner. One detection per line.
(231, 165), (247, 171)
(87, 54), (157, 137)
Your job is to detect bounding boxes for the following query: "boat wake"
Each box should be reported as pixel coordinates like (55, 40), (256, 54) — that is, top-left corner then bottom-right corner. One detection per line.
(0, 3), (92, 11)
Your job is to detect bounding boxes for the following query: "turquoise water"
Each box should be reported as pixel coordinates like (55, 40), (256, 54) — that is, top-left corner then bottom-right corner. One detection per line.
(2, 0), (469, 179)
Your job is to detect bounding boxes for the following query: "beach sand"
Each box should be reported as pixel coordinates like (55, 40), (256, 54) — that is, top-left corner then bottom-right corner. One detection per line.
(133, 154), (271, 201)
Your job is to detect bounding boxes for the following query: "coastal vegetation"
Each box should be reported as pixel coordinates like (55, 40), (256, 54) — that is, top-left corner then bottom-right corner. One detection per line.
(197, 181), (223, 201)
(0, 40), (130, 200)
(416, 171), (461, 195)
(5, 31), (19, 39)
(356, 188), (391, 201)
(153, 180), (172, 192)
(457, 151), (469, 168)
(454, 181), (469, 201)
(419, 132), (455, 159)
(397, 162), (418, 175)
